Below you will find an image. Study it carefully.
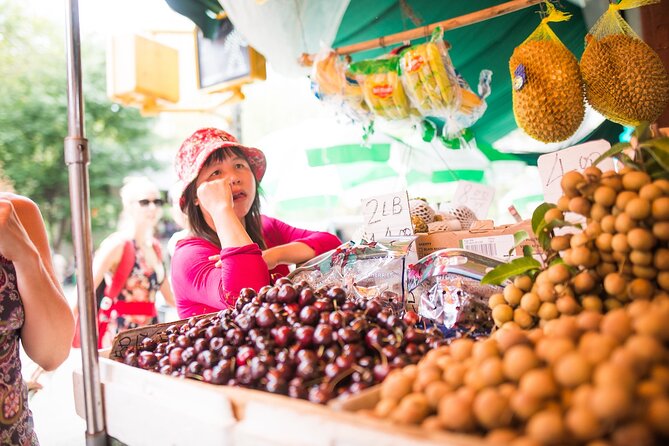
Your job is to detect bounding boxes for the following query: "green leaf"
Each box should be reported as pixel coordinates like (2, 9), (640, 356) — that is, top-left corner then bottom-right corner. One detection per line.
(592, 142), (630, 167)
(641, 137), (669, 152)
(514, 230), (530, 246)
(643, 149), (669, 173)
(508, 231), (530, 256)
(531, 203), (556, 235)
(617, 152), (642, 170)
(641, 138), (669, 177)
(481, 257), (542, 285)
(548, 256), (565, 266)
(522, 244), (534, 258)
(633, 122), (651, 141)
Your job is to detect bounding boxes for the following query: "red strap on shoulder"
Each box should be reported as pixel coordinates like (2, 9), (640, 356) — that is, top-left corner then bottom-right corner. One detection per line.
(152, 238), (162, 259)
(105, 241), (135, 299)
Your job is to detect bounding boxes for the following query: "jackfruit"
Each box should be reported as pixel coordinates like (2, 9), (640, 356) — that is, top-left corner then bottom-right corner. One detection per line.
(580, 34), (669, 126)
(510, 39), (585, 143)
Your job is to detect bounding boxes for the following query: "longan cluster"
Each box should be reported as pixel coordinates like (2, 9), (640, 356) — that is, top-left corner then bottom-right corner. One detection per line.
(489, 166), (669, 329)
(558, 168), (669, 303)
(362, 296), (669, 445)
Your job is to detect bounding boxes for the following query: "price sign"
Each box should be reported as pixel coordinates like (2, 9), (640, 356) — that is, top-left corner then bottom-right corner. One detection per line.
(360, 191), (413, 242)
(452, 181), (495, 219)
(537, 140), (614, 203)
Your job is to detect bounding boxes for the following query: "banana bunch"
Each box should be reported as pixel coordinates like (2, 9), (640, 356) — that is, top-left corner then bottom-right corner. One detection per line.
(400, 41), (459, 115)
(314, 51), (345, 96)
(457, 87), (484, 115)
(360, 70), (411, 120)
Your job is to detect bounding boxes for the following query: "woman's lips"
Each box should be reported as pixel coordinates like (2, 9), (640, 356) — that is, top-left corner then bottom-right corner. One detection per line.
(232, 191), (246, 201)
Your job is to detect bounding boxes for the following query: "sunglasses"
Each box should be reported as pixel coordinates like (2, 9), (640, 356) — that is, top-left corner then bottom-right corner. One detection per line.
(138, 198), (165, 207)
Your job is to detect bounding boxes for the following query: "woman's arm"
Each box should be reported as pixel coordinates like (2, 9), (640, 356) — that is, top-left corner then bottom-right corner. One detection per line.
(159, 278), (175, 307)
(0, 196), (75, 371)
(170, 239), (269, 318)
(263, 217), (342, 268)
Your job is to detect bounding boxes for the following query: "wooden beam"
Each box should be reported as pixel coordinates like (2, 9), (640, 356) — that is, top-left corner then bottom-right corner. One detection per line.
(300, 0), (543, 66)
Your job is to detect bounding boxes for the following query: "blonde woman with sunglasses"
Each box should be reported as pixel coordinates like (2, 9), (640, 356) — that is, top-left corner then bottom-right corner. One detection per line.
(76, 176), (175, 348)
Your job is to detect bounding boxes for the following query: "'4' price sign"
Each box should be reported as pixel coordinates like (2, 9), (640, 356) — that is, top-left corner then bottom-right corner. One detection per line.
(537, 140), (614, 204)
(360, 191), (413, 242)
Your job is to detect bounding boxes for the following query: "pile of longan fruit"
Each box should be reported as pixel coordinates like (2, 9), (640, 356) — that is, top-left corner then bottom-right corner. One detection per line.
(361, 296), (669, 445)
(489, 166), (669, 330)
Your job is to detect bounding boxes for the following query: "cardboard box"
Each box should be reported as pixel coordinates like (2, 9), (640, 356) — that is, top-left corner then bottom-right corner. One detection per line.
(415, 220), (539, 260)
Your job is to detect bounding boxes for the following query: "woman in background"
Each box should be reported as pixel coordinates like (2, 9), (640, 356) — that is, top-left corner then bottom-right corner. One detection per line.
(89, 176), (175, 347)
(0, 192), (74, 444)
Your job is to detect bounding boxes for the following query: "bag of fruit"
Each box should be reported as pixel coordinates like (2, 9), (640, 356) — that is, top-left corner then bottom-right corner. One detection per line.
(580, 0), (669, 126)
(288, 241), (354, 290)
(509, 2), (585, 143)
(341, 237), (416, 312)
(311, 48), (373, 126)
(442, 69), (492, 140)
(407, 249), (503, 338)
(349, 57), (413, 121)
(398, 27), (461, 117)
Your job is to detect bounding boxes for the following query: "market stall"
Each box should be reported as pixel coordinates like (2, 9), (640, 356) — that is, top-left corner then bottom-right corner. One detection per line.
(67, 0), (669, 444)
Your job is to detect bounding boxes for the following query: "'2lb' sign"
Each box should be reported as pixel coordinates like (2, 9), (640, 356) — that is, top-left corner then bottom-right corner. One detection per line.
(361, 191), (413, 242)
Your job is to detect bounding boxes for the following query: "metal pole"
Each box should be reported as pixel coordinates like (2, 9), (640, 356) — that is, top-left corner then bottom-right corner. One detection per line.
(64, 0), (107, 444)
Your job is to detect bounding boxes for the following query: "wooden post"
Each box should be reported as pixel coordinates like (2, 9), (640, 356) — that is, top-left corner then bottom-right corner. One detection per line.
(641, 2), (669, 127)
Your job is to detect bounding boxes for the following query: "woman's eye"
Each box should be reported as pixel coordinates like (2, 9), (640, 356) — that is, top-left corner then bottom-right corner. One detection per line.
(235, 163), (246, 169)
(210, 169), (221, 177)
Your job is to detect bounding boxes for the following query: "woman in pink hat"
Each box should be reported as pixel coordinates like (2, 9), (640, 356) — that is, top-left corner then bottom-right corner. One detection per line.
(171, 128), (341, 318)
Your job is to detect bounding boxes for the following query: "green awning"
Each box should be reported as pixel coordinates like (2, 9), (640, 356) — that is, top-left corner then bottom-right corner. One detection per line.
(332, 0), (590, 149)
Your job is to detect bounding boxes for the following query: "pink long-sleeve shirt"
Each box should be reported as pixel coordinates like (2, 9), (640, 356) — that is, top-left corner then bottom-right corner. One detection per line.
(171, 215), (342, 318)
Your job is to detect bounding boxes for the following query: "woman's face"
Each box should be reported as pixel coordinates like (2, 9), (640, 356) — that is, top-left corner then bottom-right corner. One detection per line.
(195, 150), (257, 224)
(130, 187), (164, 228)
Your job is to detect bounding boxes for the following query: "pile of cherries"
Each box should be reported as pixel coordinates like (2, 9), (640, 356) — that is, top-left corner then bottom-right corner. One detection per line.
(119, 278), (445, 404)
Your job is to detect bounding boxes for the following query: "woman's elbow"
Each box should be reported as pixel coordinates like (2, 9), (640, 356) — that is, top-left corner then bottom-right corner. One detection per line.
(39, 350), (69, 372)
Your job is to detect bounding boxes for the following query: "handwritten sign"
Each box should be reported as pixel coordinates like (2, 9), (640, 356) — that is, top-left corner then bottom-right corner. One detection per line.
(360, 191), (413, 242)
(452, 181), (495, 219)
(537, 140), (614, 204)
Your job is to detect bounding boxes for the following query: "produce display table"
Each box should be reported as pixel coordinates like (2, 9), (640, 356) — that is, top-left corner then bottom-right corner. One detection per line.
(73, 353), (484, 446)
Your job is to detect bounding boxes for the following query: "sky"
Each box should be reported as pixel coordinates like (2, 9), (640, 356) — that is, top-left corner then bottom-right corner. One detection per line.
(26, 0), (192, 36)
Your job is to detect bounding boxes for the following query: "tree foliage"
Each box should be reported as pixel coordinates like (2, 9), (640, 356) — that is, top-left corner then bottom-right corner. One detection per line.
(0, 0), (163, 249)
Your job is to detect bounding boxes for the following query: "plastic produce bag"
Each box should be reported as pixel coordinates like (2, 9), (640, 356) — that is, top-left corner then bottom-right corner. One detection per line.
(442, 70), (492, 140)
(398, 27), (460, 117)
(288, 241), (353, 290)
(341, 237), (416, 311)
(349, 57), (412, 121)
(580, 0), (669, 126)
(406, 249), (503, 338)
(311, 49), (373, 127)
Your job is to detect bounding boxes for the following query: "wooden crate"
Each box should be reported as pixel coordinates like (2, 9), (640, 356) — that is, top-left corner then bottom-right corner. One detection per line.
(74, 319), (487, 445)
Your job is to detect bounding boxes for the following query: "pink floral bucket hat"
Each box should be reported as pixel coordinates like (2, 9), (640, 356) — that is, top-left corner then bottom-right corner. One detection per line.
(174, 128), (266, 209)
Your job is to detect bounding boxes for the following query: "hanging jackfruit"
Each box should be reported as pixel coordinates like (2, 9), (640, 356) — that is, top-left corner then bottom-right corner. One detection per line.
(580, 0), (669, 126)
(509, 3), (585, 143)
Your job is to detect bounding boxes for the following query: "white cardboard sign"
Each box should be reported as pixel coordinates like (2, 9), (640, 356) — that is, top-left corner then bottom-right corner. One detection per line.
(537, 139), (614, 204)
(452, 180), (495, 219)
(360, 191), (413, 242)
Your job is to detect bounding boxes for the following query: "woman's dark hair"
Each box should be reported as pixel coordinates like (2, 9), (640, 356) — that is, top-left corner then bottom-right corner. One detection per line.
(183, 147), (266, 250)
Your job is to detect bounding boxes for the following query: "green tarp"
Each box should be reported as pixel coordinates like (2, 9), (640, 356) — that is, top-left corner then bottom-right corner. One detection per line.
(332, 0), (600, 149)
